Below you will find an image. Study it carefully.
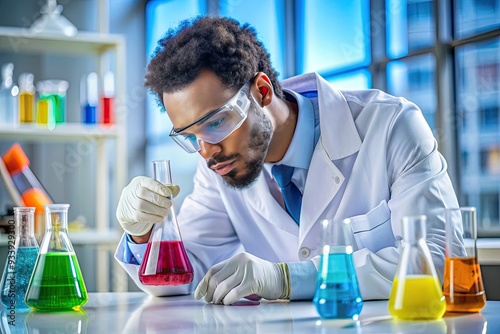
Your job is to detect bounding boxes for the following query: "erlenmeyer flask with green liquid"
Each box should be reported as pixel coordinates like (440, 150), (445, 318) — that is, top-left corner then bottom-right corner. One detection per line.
(25, 204), (88, 311)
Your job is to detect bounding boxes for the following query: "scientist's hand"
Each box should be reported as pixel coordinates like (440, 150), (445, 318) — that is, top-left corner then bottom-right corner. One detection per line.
(116, 176), (180, 236)
(194, 253), (289, 305)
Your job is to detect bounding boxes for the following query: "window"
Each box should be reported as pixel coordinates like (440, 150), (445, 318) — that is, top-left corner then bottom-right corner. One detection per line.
(479, 192), (500, 234)
(220, 0), (286, 79)
(145, 0), (207, 206)
(297, 0), (371, 74)
(387, 0), (435, 58)
(456, 37), (500, 232)
(455, 0), (500, 38)
(480, 106), (499, 129)
(387, 54), (436, 131)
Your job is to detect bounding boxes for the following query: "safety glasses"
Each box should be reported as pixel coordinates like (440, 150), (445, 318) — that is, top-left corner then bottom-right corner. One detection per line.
(169, 82), (251, 153)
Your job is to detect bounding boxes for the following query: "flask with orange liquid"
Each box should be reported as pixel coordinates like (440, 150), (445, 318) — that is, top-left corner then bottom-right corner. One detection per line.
(388, 215), (446, 320)
(443, 207), (486, 312)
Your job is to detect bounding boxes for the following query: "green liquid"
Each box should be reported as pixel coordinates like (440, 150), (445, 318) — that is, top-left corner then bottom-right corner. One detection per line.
(25, 252), (88, 311)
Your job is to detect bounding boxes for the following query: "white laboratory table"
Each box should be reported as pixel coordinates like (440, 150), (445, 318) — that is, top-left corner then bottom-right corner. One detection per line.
(0, 292), (498, 333)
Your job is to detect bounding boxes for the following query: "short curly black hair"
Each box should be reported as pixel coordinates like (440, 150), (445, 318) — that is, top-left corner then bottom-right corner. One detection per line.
(144, 16), (283, 110)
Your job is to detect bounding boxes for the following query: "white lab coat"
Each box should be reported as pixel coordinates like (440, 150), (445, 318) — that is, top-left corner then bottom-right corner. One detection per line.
(115, 72), (460, 300)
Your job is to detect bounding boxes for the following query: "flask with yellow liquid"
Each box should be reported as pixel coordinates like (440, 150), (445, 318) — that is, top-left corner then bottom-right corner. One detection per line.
(388, 215), (446, 320)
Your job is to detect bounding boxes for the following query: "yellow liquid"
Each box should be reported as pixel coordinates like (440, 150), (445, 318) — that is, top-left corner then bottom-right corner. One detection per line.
(19, 91), (34, 123)
(37, 99), (50, 124)
(388, 275), (446, 320)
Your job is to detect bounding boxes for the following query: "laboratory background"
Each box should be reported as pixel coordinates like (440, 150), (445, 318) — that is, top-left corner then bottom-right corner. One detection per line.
(0, 0), (499, 298)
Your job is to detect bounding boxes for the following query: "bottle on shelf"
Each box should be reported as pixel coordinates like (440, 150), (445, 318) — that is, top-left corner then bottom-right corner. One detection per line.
(36, 81), (55, 128)
(0, 207), (39, 309)
(18, 73), (35, 123)
(0, 63), (19, 125)
(81, 72), (98, 124)
(37, 79), (69, 124)
(100, 71), (114, 125)
(25, 204), (88, 311)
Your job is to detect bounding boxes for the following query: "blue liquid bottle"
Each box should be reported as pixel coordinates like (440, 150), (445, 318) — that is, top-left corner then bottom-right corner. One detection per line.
(0, 207), (39, 309)
(313, 219), (363, 319)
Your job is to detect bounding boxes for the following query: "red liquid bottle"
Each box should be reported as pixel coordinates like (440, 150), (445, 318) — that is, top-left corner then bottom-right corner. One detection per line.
(138, 160), (193, 285)
(100, 71), (114, 125)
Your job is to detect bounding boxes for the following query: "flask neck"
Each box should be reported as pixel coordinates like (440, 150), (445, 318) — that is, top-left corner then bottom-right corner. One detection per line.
(45, 206), (69, 232)
(41, 204), (74, 253)
(402, 215), (427, 244)
(14, 207), (38, 247)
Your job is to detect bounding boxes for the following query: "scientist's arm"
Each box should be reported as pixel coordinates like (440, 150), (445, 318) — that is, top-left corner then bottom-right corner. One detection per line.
(115, 158), (243, 297)
(114, 175), (199, 296)
(351, 102), (459, 300)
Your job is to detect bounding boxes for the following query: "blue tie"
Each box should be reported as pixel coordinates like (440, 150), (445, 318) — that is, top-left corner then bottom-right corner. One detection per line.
(272, 165), (302, 224)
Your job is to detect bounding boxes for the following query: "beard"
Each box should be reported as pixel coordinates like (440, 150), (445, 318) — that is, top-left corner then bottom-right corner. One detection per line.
(207, 100), (273, 190)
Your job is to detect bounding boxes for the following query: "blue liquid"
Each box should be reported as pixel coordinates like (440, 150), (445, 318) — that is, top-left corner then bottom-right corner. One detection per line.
(1, 247), (39, 309)
(313, 252), (363, 319)
(82, 104), (96, 124)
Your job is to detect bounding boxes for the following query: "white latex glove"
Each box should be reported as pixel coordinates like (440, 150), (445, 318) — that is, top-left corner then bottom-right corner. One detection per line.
(116, 176), (180, 236)
(194, 252), (287, 305)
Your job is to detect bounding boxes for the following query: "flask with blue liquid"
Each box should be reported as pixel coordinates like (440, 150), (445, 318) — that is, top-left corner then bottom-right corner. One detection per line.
(313, 218), (363, 319)
(0, 207), (39, 309)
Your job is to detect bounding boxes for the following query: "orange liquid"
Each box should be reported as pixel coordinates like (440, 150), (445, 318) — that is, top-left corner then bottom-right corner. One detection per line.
(443, 257), (486, 312)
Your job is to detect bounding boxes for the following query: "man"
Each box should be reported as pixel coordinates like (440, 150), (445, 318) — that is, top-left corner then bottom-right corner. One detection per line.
(115, 16), (461, 305)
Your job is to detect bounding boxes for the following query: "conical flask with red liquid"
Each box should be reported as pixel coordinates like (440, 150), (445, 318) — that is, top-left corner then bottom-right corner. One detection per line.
(138, 160), (193, 285)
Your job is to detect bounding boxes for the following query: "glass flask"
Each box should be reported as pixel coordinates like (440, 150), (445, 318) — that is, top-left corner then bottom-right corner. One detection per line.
(25, 204), (88, 311)
(0, 207), (39, 309)
(443, 207), (486, 312)
(138, 160), (194, 285)
(388, 215), (446, 320)
(313, 218), (363, 320)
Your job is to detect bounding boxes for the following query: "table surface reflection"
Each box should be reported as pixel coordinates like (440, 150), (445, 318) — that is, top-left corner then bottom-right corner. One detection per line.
(0, 292), (498, 333)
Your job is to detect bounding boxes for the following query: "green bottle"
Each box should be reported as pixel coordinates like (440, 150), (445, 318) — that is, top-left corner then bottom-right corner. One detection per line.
(25, 204), (88, 311)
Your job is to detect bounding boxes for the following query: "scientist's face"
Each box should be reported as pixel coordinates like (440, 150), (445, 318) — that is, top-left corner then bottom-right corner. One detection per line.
(163, 70), (272, 189)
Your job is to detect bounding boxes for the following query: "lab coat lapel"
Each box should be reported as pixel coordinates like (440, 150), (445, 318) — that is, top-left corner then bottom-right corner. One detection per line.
(300, 142), (344, 245)
(284, 73), (362, 245)
(242, 172), (299, 236)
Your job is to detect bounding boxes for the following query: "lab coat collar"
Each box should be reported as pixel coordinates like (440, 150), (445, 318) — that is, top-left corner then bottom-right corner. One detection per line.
(281, 73), (361, 245)
(281, 72), (361, 160)
(273, 88), (315, 170)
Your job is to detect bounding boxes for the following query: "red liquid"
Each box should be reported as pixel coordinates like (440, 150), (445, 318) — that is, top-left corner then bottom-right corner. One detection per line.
(138, 240), (194, 285)
(100, 96), (113, 124)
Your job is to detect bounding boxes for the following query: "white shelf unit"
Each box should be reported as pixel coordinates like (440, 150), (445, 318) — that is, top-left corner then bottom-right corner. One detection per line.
(0, 27), (127, 292)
